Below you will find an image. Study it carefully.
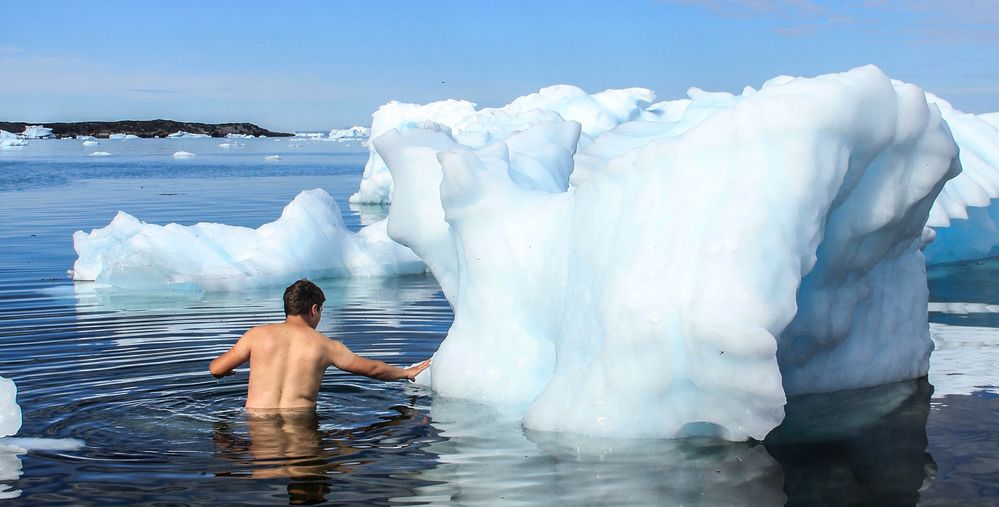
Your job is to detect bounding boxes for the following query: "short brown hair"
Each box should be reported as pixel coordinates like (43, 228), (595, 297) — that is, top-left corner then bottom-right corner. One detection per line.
(283, 279), (325, 316)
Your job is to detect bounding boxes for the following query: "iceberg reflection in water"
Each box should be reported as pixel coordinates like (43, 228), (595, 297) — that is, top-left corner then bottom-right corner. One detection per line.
(403, 379), (933, 506)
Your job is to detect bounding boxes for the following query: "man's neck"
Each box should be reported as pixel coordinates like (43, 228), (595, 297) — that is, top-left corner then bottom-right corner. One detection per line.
(284, 314), (313, 328)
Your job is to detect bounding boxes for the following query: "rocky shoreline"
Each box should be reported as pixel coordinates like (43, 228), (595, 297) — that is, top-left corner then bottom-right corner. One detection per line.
(0, 120), (291, 138)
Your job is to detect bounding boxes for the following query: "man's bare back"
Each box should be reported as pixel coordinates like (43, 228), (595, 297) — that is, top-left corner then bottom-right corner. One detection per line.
(209, 280), (431, 409)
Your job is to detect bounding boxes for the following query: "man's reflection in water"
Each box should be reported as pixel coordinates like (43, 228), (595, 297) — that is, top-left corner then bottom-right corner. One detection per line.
(213, 403), (430, 505)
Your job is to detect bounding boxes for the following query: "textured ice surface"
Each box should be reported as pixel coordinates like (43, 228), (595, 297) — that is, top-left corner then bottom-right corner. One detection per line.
(383, 65), (959, 440)
(72, 189), (425, 291)
(171, 151), (195, 158)
(0, 377), (20, 438)
(349, 85), (659, 204)
(108, 133), (139, 140)
(920, 92), (999, 264)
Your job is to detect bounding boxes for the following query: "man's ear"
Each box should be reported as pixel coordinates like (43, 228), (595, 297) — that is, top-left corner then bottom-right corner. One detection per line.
(311, 304), (321, 316)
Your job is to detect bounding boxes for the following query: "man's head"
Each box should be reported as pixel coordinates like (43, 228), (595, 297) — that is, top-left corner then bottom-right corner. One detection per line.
(283, 279), (326, 327)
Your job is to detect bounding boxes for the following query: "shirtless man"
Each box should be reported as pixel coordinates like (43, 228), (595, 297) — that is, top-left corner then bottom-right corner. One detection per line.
(209, 279), (431, 409)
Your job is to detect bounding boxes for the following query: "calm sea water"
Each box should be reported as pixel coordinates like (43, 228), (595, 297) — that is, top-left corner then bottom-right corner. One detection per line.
(0, 137), (997, 505)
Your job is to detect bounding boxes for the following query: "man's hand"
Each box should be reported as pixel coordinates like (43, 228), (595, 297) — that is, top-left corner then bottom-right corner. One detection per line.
(404, 359), (432, 381)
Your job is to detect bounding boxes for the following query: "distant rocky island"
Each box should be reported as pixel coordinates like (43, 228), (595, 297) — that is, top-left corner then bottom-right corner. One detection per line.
(0, 120), (291, 139)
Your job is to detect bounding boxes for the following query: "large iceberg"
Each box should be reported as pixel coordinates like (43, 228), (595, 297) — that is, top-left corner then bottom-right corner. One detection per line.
(72, 189), (425, 291)
(349, 85), (659, 204)
(380, 65), (960, 440)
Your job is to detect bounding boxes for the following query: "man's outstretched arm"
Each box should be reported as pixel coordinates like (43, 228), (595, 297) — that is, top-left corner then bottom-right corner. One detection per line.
(327, 339), (430, 381)
(209, 333), (252, 378)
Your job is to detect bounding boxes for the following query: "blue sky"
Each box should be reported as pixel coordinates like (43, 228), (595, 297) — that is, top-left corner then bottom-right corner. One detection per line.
(2, 0), (997, 131)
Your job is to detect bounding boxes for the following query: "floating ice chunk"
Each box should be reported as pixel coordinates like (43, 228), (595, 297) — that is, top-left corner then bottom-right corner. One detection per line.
(76, 135), (96, 140)
(0, 377), (20, 438)
(265, 155), (281, 161)
(329, 126), (370, 141)
(380, 65), (959, 440)
(72, 189), (424, 290)
(225, 133), (254, 139)
(172, 151), (195, 158)
(0, 131), (28, 147)
(88, 151), (111, 157)
(217, 142), (244, 148)
(21, 125), (53, 139)
(108, 133), (140, 140)
(82, 140), (100, 146)
(167, 131), (210, 138)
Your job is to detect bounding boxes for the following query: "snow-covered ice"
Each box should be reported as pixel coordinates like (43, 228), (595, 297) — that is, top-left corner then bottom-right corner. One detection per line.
(349, 85), (658, 204)
(82, 140), (100, 146)
(108, 133), (139, 140)
(171, 151), (195, 158)
(72, 189), (425, 291)
(88, 151), (111, 157)
(264, 155), (281, 161)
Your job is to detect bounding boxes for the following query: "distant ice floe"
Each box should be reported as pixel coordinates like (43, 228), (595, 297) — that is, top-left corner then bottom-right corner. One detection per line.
(82, 140), (100, 147)
(171, 151), (195, 158)
(218, 142), (244, 148)
(76, 135), (96, 140)
(21, 125), (53, 139)
(108, 133), (139, 140)
(88, 151), (111, 157)
(225, 133), (255, 139)
(167, 131), (210, 138)
(329, 126), (370, 141)
(0, 131), (29, 148)
(72, 189), (425, 291)
(264, 155), (281, 161)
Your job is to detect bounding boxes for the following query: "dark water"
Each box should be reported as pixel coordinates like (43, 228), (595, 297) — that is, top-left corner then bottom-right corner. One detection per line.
(0, 139), (997, 505)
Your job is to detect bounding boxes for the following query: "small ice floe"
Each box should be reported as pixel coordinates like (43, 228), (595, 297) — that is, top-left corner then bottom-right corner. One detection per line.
(82, 140), (100, 146)
(265, 155), (281, 161)
(108, 133), (139, 140)
(172, 151), (195, 158)
(88, 151), (111, 157)
(218, 142), (245, 148)
(76, 135), (96, 140)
